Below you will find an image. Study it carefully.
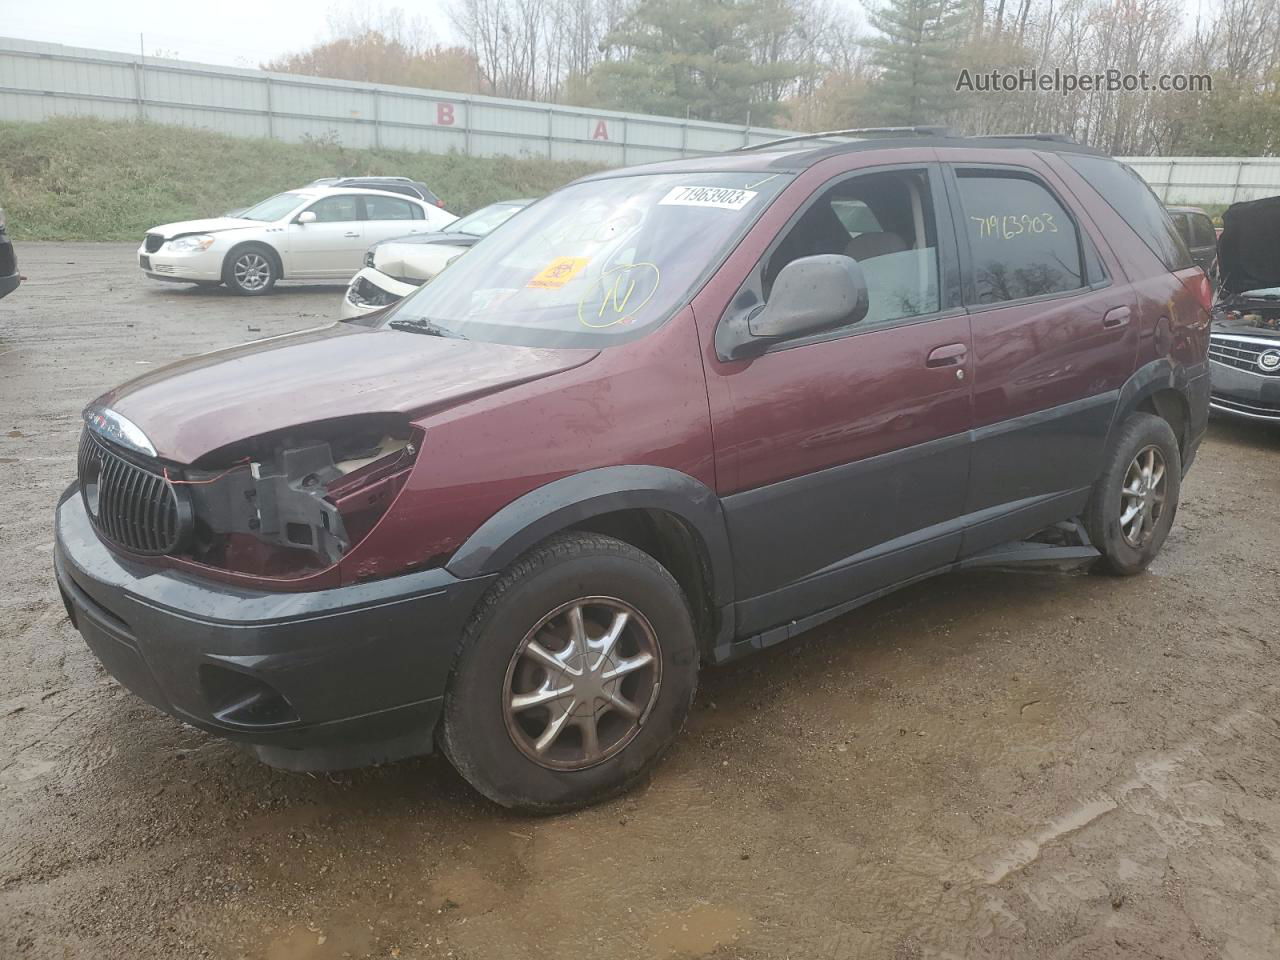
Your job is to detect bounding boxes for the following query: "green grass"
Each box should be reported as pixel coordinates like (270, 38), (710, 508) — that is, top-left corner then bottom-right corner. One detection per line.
(0, 117), (601, 241)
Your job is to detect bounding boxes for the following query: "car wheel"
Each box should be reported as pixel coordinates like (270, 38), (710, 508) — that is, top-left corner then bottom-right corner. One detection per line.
(1084, 412), (1181, 576)
(440, 532), (699, 813)
(222, 245), (278, 295)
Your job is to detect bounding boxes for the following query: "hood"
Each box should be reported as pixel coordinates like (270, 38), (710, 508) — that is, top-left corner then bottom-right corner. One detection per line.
(1218, 196), (1280, 295)
(147, 217), (260, 240)
(372, 237), (474, 282)
(93, 323), (599, 463)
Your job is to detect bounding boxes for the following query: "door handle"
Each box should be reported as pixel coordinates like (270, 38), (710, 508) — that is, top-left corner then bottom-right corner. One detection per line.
(926, 343), (968, 367)
(343, 231), (361, 238)
(1103, 306), (1131, 329)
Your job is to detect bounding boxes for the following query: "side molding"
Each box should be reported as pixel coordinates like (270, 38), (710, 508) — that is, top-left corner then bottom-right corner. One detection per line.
(445, 466), (735, 610)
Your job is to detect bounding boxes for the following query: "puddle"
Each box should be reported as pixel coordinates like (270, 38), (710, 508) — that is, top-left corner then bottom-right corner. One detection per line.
(649, 904), (750, 956)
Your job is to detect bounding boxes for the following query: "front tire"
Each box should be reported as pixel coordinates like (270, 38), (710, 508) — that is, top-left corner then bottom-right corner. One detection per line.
(222, 245), (278, 295)
(440, 533), (699, 813)
(1084, 412), (1181, 576)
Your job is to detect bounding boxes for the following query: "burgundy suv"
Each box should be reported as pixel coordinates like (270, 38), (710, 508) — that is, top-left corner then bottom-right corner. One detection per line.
(55, 133), (1211, 811)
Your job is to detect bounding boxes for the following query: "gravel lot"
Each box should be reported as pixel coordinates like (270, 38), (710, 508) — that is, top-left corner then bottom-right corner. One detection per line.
(2, 242), (1280, 960)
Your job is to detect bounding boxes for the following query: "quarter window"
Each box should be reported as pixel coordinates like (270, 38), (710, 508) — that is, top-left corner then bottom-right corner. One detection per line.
(1063, 155), (1193, 271)
(363, 195), (416, 221)
(306, 196), (359, 223)
(955, 172), (1084, 305)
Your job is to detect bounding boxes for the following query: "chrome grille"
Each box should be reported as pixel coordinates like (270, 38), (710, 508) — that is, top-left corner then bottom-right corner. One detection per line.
(78, 430), (189, 555)
(1209, 333), (1280, 376)
(143, 234), (165, 253)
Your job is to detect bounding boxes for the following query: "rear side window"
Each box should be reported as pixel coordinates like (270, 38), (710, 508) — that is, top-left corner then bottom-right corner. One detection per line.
(1063, 155), (1193, 271)
(1191, 214), (1217, 247)
(954, 171), (1085, 305)
(363, 195), (416, 221)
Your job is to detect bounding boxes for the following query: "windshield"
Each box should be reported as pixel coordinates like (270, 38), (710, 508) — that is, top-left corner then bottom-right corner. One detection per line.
(239, 192), (307, 222)
(382, 172), (791, 347)
(445, 201), (529, 237)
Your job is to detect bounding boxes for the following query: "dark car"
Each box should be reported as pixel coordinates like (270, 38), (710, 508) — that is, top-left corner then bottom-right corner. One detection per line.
(0, 206), (20, 299)
(55, 131), (1210, 811)
(308, 176), (445, 208)
(1167, 205), (1218, 275)
(1208, 194), (1280, 422)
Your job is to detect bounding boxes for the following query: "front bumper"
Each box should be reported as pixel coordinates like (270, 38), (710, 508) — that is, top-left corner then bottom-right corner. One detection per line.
(1209, 358), (1280, 422)
(55, 485), (495, 770)
(136, 242), (223, 282)
(342, 267), (418, 319)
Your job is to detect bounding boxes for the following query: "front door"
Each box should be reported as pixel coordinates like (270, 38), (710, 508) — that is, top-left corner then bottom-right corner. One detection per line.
(696, 162), (975, 637)
(286, 195), (364, 278)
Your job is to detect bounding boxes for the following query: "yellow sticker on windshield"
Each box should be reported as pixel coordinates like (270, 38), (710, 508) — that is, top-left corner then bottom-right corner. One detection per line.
(527, 256), (589, 289)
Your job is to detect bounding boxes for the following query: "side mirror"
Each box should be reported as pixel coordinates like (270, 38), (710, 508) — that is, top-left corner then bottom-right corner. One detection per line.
(750, 254), (868, 339)
(296, 211), (317, 225)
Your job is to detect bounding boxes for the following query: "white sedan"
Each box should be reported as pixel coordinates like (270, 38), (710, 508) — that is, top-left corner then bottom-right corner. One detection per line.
(137, 187), (457, 295)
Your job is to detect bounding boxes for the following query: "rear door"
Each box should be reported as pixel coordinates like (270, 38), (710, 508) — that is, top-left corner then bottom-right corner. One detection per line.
(361, 193), (428, 246)
(696, 160), (974, 637)
(286, 195), (363, 278)
(942, 157), (1136, 554)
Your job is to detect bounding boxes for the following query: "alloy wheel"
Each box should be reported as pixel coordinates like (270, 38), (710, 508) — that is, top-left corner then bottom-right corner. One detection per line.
(502, 597), (662, 771)
(233, 252), (271, 291)
(1119, 444), (1167, 549)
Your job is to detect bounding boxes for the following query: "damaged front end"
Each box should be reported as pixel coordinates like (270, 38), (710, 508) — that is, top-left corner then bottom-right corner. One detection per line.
(80, 412), (419, 581)
(1208, 196), (1280, 419)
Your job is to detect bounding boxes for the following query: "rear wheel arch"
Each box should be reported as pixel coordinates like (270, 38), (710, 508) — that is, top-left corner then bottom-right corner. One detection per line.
(1109, 359), (1194, 456)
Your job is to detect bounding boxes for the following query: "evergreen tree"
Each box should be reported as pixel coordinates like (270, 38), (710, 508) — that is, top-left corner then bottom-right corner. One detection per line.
(865, 0), (967, 125)
(581, 0), (802, 125)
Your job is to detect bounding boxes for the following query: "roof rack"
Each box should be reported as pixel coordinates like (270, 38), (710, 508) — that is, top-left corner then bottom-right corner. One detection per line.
(738, 126), (951, 152)
(977, 133), (1077, 143)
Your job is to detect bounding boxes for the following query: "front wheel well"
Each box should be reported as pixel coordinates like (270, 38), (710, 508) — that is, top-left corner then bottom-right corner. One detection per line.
(223, 241), (284, 280)
(1136, 388), (1189, 455)
(571, 509), (719, 657)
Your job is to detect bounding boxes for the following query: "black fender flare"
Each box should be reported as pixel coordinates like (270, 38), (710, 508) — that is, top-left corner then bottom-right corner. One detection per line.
(1106, 358), (1196, 452)
(444, 466), (735, 610)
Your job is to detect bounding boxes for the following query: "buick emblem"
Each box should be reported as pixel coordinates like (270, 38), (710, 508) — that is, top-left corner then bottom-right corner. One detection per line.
(1259, 349), (1280, 373)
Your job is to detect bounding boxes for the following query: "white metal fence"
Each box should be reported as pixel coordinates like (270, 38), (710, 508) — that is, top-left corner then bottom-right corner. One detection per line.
(1116, 157), (1280, 206)
(0, 36), (813, 164)
(3, 36), (1278, 205)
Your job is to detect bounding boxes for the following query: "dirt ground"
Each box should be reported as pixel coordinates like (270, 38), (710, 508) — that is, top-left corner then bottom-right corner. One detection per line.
(2, 243), (1279, 960)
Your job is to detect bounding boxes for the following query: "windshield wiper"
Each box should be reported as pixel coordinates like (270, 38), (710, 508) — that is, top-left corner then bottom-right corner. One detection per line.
(387, 318), (466, 339)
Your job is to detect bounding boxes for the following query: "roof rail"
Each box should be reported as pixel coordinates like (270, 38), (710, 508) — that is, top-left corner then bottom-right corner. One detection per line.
(738, 126), (952, 152)
(977, 133), (1077, 143)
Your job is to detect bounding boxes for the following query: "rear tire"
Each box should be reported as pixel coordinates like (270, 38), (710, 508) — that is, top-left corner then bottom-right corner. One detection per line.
(222, 245), (278, 295)
(440, 533), (699, 813)
(1084, 412), (1181, 576)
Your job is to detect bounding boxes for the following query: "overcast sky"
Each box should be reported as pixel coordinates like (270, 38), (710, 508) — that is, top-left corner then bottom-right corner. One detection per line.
(2, 0), (457, 68)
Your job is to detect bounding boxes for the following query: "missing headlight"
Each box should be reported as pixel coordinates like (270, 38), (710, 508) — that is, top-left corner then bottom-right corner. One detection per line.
(178, 417), (418, 576)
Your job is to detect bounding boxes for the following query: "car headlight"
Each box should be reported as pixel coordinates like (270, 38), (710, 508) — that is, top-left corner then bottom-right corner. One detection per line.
(167, 234), (215, 253)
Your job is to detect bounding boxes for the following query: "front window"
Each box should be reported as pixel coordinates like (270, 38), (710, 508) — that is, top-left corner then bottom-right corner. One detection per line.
(239, 192), (307, 222)
(445, 202), (529, 237)
(381, 172), (792, 347)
